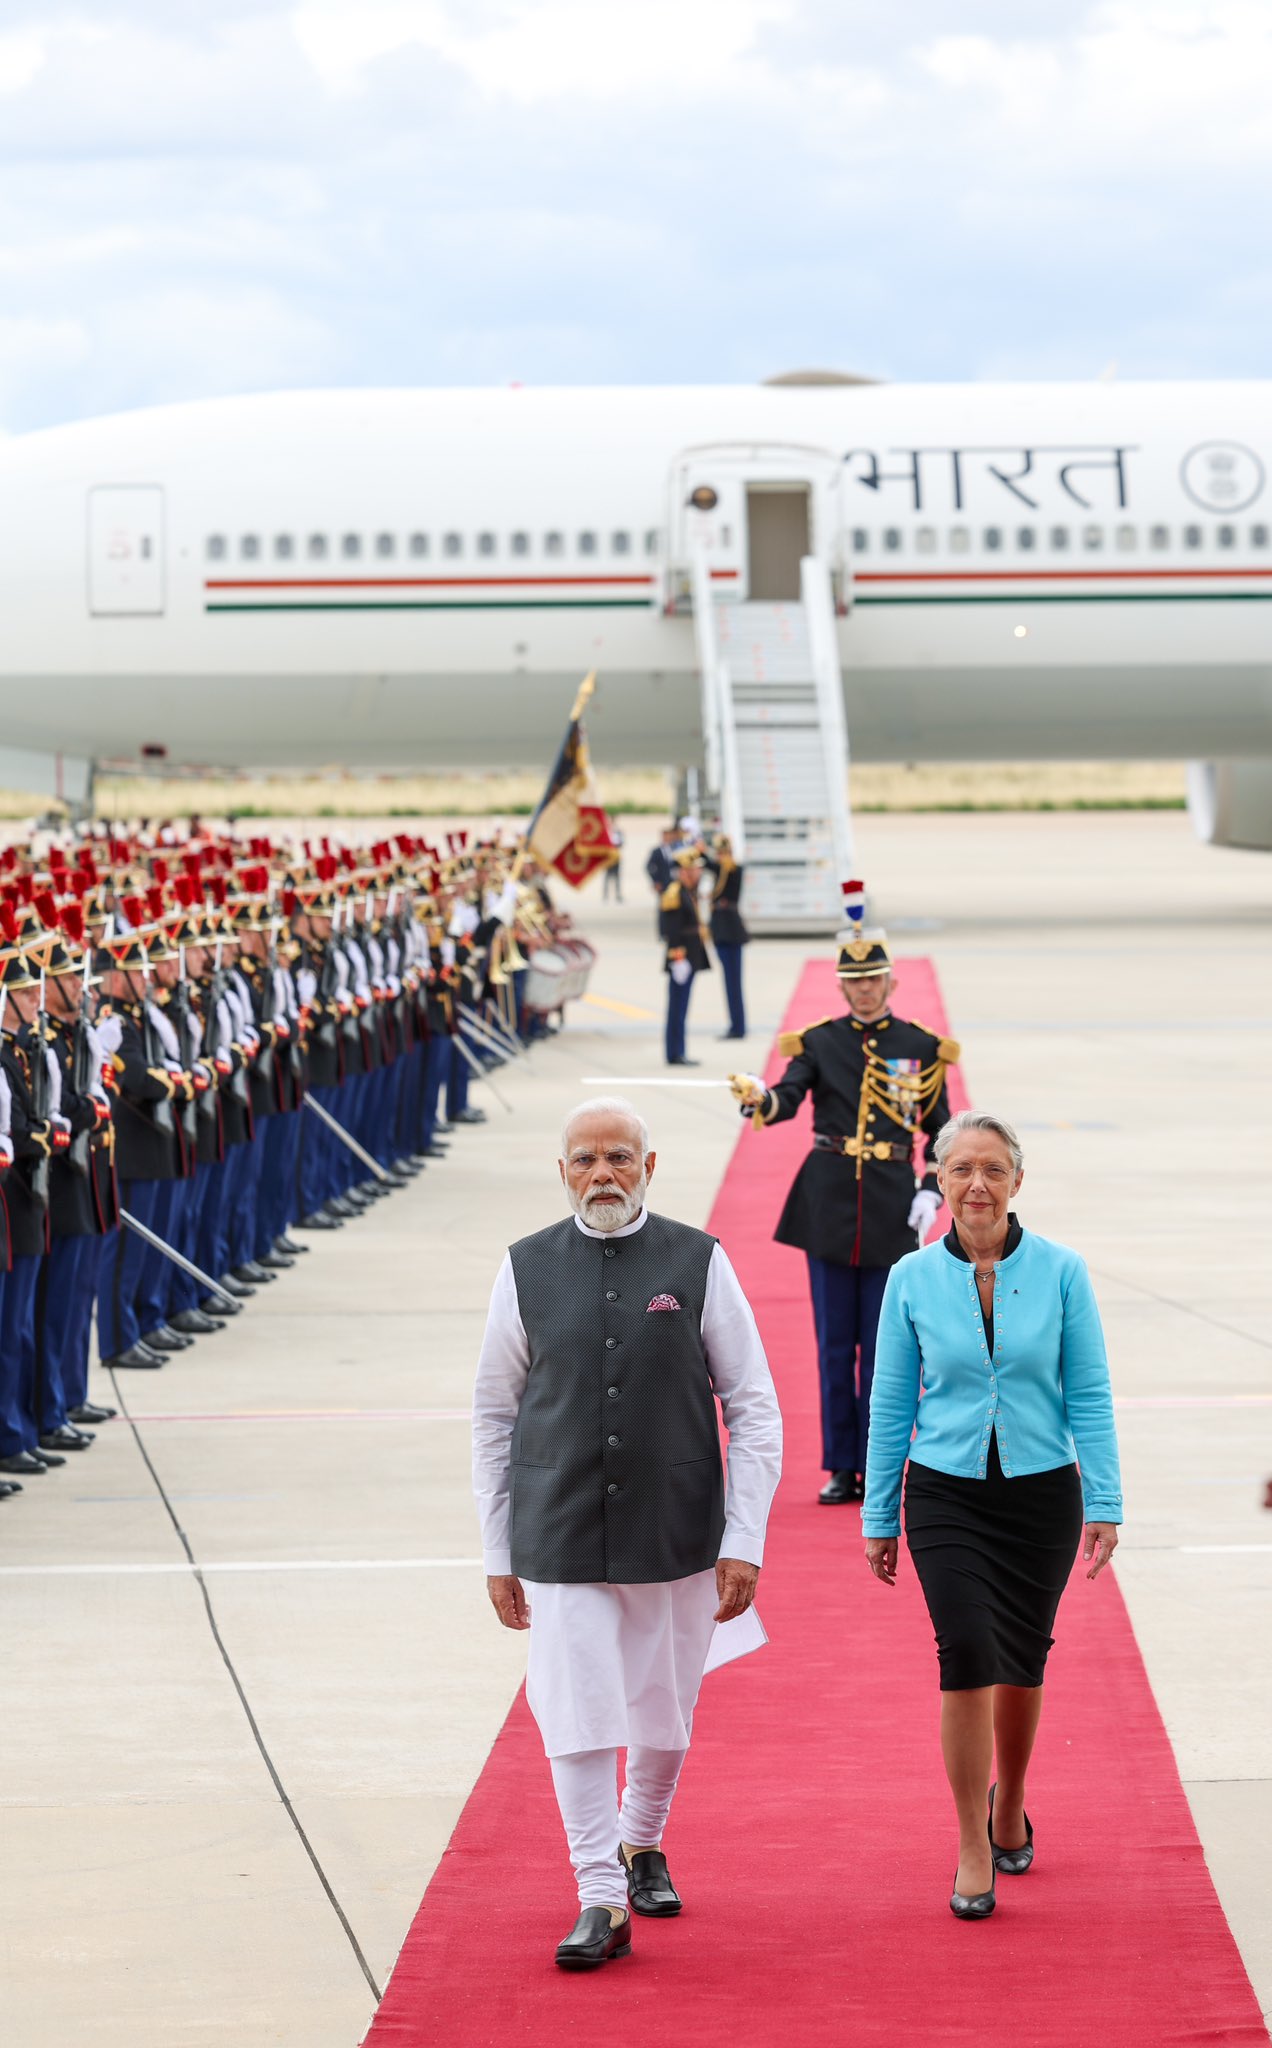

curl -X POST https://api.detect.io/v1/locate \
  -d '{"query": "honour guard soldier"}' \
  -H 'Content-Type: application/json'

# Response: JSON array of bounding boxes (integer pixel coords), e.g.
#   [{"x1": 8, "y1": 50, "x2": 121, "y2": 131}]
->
[
  {"x1": 703, "y1": 833, "x2": 749, "y2": 1041},
  {"x1": 0, "y1": 939, "x2": 69, "y2": 1476},
  {"x1": 731, "y1": 882, "x2": 958, "y2": 1503},
  {"x1": 659, "y1": 846, "x2": 712, "y2": 1067}
]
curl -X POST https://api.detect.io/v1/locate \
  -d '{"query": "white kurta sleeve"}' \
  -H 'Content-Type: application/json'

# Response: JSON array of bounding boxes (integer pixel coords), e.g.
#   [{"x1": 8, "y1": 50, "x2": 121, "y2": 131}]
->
[
  {"x1": 471, "y1": 1253, "x2": 531, "y2": 1576},
  {"x1": 702, "y1": 1243, "x2": 783, "y2": 1568}
]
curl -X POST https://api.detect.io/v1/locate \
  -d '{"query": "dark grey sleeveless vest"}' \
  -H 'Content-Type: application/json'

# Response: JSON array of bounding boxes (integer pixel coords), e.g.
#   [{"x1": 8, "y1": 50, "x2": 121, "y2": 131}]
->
[{"x1": 507, "y1": 1211, "x2": 722, "y2": 1584}]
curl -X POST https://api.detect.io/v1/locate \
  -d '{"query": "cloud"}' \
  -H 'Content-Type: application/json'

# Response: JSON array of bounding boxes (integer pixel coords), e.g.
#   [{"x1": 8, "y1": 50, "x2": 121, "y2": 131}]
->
[{"x1": 0, "y1": 1, "x2": 1266, "y2": 428}]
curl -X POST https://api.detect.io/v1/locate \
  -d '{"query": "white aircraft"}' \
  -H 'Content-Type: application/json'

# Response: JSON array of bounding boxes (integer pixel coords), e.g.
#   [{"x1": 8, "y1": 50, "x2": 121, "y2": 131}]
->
[{"x1": 1, "y1": 373, "x2": 1269, "y2": 869}]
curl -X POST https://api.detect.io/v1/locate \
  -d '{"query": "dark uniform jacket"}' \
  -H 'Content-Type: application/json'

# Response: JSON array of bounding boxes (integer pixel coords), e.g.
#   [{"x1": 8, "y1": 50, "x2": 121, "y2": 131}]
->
[
  {"x1": 1, "y1": 1031, "x2": 53, "y2": 1257},
  {"x1": 108, "y1": 1006, "x2": 183, "y2": 1184},
  {"x1": 758, "y1": 1010, "x2": 957, "y2": 1269},
  {"x1": 506, "y1": 1213, "x2": 723, "y2": 1584},
  {"x1": 704, "y1": 854, "x2": 749, "y2": 948},
  {"x1": 46, "y1": 1018, "x2": 114, "y2": 1239},
  {"x1": 659, "y1": 880, "x2": 713, "y2": 976}
]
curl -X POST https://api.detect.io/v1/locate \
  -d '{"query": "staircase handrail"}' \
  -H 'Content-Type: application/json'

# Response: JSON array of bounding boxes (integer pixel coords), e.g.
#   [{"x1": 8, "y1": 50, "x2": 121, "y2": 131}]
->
[{"x1": 800, "y1": 553, "x2": 855, "y2": 882}]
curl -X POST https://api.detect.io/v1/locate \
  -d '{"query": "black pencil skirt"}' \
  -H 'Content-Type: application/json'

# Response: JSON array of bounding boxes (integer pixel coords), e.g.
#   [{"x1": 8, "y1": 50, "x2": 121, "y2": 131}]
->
[{"x1": 904, "y1": 1437, "x2": 1085, "y2": 1690}]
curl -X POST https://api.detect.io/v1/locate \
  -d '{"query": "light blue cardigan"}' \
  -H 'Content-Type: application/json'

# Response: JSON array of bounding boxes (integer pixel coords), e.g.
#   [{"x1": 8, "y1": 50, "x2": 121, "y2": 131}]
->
[{"x1": 862, "y1": 1229, "x2": 1123, "y2": 1539}]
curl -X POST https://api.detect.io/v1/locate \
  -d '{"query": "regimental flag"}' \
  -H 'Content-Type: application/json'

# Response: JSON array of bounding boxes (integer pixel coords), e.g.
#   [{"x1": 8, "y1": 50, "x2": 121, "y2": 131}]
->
[{"x1": 526, "y1": 672, "x2": 621, "y2": 889}]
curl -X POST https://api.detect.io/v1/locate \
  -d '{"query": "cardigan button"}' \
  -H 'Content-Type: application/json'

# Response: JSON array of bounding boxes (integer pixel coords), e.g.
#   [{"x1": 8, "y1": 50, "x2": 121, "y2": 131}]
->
[{"x1": 603, "y1": 1246, "x2": 617, "y2": 1259}]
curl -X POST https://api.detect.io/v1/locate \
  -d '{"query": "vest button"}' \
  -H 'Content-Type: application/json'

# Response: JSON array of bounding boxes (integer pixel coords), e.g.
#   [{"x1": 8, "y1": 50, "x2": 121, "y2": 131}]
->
[
  {"x1": 607, "y1": 1386, "x2": 620, "y2": 1398},
  {"x1": 606, "y1": 1483, "x2": 619, "y2": 1496},
  {"x1": 607, "y1": 1434, "x2": 621, "y2": 1447},
  {"x1": 603, "y1": 1246, "x2": 616, "y2": 1258},
  {"x1": 605, "y1": 1289, "x2": 618, "y2": 1301},
  {"x1": 605, "y1": 1337, "x2": 618, "y2": 1349}
]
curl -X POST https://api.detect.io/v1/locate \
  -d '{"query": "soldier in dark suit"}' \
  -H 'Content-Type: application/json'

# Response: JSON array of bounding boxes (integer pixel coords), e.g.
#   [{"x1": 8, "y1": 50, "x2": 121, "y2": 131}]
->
[
  {"x1": 658, "y1": 847, "x2": 712, "y2": 1066},
  {"x1": 732, "y1": 904, "x2": 958, "y2": 1504},
  {"x1": 703, "y1": 834, "x2": 749, "y2": 1040},
  {"x1": 0, "y1": 947, "x2": 68, "y2": 1475}
]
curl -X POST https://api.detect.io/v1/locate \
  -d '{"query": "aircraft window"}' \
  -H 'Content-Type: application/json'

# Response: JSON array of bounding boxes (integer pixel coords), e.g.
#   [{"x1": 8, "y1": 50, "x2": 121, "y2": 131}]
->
[
  {"x1": 883, "y1": 527, "x2": 902, "y2": 551},
  {"x1": 611, "y1": 530, "x2": 631, "y2": 555},
  {"x1": 207, "y1": 535, "x2": 227, "y2": 561},
  {"x1": 1115, "y1": 524, "x2": 1137, "y2": 550},
  {"x1": 1016, "y1": 527, "x2": 1036, "y2": 550},
  {"x1": 578, "y1": 531, "x2": 597, "y2": 555},
  {"x1": 443, "y1": 532, "x2": 463, "y2": 557},
  {"x1": 1049, "y1": 526, "x2": 1069, "y2": 549},
  {"x1": 915, "y1": 527, "x2": 936, "y2": 554},
  {"x1": 308, "y1": 533, "x2": 328, "y2": 560},
  {"x1": 1251, "y1": 523, "x2": 1269, "y2": 546},
  {"x1": 511, "y1": 531, "x2": 530, "y2": 556},
  {"x1": 1149, "y1": 525, "x2": 1170, "y2": 549},
  {"x1": 240, "y1": 535, "x2": 260, "y2": 560},
  {"x1": 274, "y1": 534, "x2": 294, "y2": 560},
  {"x1": 851, "y1": 528, "x2": 869, "y2": 552},
  {"x1": 1216, "y1": 523, "x2": 1236, "y2": 548},
  {"x1": 545, "y1": 531, "x2": 564, "y2": 557},
  {"x1": 1082, "y1": 525, "x2": 1103, "y2": 549},
  {"x1": 375, "y1": 533, "x2": 395, "y2": 558},
  {"x1": 983, "y1": 527, "x2": 1002, "y2": 551},
  {"x1": 408, "y1": 532, "x2": 429, "y2": 557},
  {"x1": 477, "y1": 532, "x2": 497, "y2": 557},
  {"x1": 948, "y1": 526, "x2": 970, "y2": 553},
  {"x1": 342, "y1": 533, "x2": 362, "y2": 559},
  {"x1": 644, "y1": 528, "x2": 660, "y2": 555},
  {"x1": 1183, "y1": 524, "x2": 1203, "y2": 548}
]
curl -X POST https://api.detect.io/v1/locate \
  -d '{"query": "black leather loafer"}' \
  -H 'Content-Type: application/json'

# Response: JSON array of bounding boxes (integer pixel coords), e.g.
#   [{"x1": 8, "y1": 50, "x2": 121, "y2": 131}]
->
[
  {"x1": 142, "y1": 1328, "x2": 192, "y2": 1353},
  {"x1": 989, "y1": 1784, "x2": 1034, "y2": 1875},
  {"x1": 233, "y1": 1261, "x2": 275, "y2": 1284},
  {"x1": 169, "y1": 1309, "x2": 224, "y2": 1337},
  {"x1": 298, "y1": 1210, "x2": 342, "y2": 1230},
  {"x1": 256, "y1": 1251, "x2": 295, "y2": 1271},
  {"x1": 950, "y1": 1865, "x2": 996, "y2": 1919},
  {"x1": 70, "y1": 1403, "x2": 116, "y2": 1425},
  {"x1": 0, "y1": 1451, "x2": 51, "y2": 1474},
  {"x1": 39, "y1": 1426, "x2": 94, "y2": 1452},
  {"x1": 818, "y1": 1470, "x2": 859, "y2": 1505},
  {"x1": 554, "y1": 1908, "x2": 632, "y2": 1970},
  {"x1": 108, "y1": 1343, "x2": 165, "y2": 1369},
  {"x1": 275, "y1": 1234, "x2": 308, "y2": 1255},
  {"x1": 202, "y1": 1294, "x2": 240, "y2": 1318},
  {"x1": 216, "y1": 1274, "x2": 256, "y2": 1297},
  {"x1": 622, "y1": 1848, "x2": 682, "y2": 1917}
]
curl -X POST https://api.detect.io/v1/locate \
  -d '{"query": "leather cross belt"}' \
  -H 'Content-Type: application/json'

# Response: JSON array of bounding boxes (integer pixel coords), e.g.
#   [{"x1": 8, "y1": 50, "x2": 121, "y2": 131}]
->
[{"x1": 814, "y1": 1133, "x2": 911, "y2": 1162}]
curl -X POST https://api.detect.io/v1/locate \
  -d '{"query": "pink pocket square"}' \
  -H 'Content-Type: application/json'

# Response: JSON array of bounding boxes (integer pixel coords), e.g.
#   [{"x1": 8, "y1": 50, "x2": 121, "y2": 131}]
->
[{"x1": 646, "y1": 1293, "x2": 682, "y2": 1312}]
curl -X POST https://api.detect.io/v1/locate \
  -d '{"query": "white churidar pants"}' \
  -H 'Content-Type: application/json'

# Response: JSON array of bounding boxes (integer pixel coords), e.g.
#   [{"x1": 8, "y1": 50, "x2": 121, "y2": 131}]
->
[
  {"x1": 523, "y1": 1571, "x2": 718, "y2": 1755},
  {"x1": 550, "y1": 1746, "x2": 689, "y2": 1910}
]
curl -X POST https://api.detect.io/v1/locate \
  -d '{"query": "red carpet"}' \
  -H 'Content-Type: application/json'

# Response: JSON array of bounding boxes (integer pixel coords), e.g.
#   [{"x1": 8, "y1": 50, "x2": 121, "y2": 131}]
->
[{"x1": 367, "y1": 961, "x2": 1267, "y2": 2046}]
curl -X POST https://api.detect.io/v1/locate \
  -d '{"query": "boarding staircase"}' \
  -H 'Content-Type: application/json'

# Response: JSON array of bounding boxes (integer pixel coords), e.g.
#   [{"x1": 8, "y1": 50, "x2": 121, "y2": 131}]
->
[{"x1": 690, "y1": 550, "x2": 854, "y2": 932}]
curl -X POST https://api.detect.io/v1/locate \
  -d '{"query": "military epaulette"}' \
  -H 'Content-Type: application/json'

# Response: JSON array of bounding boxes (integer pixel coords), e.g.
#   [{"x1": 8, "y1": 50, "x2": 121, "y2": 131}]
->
[
  {"x1": 777, "y1": 1015, "x2": 831, "y2": 1058},
  {"x1": 913, "y1": 1020, "x2": 961, "y2": 1064},
  {"x1": 660, "y1": 881, "x2": 681, "y2": 911}
]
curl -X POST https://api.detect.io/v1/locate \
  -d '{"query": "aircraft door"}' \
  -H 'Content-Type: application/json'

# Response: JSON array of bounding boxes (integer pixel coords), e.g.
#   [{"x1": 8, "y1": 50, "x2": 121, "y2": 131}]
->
[
  {"x1": 88, "y1": 486, "x2": 165, "y2": 615},
  {"x1": 669, "y1": 460, "x2": 747, "y2": 600},
  {"x1": 747, "y1": 483, "x2": 811, "y2": 600}
]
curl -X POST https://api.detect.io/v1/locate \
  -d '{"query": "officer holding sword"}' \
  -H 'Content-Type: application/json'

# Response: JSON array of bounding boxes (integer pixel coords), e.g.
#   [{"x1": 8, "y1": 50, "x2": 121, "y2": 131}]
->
[{"x1": 730, "y1": 884, "x2": 959, "y2": 1505}]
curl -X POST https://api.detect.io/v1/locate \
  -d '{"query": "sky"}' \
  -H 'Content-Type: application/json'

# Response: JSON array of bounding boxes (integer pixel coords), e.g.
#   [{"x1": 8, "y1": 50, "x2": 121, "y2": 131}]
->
[{"x1": 0, "y1": 0, "x2": 1269, "y2": 431}]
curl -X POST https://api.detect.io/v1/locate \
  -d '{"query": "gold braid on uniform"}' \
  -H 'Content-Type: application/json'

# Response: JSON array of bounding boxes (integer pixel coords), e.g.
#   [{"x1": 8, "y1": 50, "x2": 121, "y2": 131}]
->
[{"x1": 851, "y1": 1031, "x2": 962, "y2": 1173}]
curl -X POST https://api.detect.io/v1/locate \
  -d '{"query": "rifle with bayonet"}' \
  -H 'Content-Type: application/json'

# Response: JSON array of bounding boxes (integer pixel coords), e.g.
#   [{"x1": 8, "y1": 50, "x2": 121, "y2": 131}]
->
[
  {"x1": 67, "y1": 961, "x2": 96, "y2": 1178},
  {"x1": 169, "y1": 947, "x2": 200, "y2": 1145},
  {"x1": 28, "y1": 964, "x2": 52, "y2": 1207},
  {"x1": 140, "y1": 967, "x2": 175, "y2": 1136}
]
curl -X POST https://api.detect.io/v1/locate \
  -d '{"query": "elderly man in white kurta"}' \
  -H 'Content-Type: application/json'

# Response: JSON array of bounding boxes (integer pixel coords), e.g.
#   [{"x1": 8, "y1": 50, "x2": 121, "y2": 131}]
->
[{"x1": 473, "y1": 1096, "x2": 782, "y2": 1971}]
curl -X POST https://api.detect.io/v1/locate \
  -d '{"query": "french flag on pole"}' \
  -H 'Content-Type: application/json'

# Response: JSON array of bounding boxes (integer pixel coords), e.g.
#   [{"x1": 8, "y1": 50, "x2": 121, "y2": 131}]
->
[{"x1": 841, "y1": 878, "x2": 866, "y2": 928}]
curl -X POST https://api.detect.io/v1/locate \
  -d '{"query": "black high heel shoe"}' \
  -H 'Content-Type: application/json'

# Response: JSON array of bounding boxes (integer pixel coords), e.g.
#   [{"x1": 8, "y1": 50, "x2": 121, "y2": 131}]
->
[
  {"x1": 988, "y1": 1782, "x2": 1035, "y2": 1875},
  {"x1": 950, "y1": 1859, "x2": 996, "y2": 1920}
]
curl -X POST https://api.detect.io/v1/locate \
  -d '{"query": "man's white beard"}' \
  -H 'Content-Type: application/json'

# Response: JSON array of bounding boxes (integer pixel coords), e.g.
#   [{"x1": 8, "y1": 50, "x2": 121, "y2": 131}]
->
[{"x1": 569, "y1": 1171, "x2": 647, "y2": 1233}]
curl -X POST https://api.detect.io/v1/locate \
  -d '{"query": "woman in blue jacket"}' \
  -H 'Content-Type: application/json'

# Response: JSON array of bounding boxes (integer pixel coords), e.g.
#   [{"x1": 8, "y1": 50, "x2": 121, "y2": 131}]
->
[{"x1": 862, "y1": 1110, "x2": 1122, "y2": 1922}]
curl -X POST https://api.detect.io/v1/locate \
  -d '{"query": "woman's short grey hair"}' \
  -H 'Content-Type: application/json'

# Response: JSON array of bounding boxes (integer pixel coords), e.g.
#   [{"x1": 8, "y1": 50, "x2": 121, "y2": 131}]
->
[
  {"x1": 561, "y1": 1096, "x2": 651, "y2": 1159},
  {"x1": 933, "y1": 1110, "x2": 1023, "y2": 1174}
]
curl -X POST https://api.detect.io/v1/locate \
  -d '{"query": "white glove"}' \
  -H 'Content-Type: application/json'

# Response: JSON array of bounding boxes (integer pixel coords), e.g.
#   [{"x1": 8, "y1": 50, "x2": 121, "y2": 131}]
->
[
  {"x1": 730, "y1": 1072, "x2": 769, "y2": 1109},
  {"x1": 295, "y1": 968, "x2": 318, "y2": 1006},
  {"x1": 669, "y1": 957, "x2": 692, "y2": 986},
  {"x1": 94, "y1": 1013, "x2": 123, "y2": 1056},
  {"x1": 908, "y1": 1188, "x2": 942, "y2": 1242}
]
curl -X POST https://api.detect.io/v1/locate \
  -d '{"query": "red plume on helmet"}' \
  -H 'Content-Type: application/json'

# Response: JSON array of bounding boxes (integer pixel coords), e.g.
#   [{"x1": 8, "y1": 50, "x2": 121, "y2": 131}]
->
[
  {"x1": 61, "y1": 902, "x2": 85, "y2": 944},
  {"x1": 282, "y1": 888, "x2": 298, "y2": 917},
  {"x1": 151, "y1": 856, "x2": 169, "y2": 884},
  {"x1": 145, "y1": 884, "x2": 166, "y2": 922},
  {"x1": 34, "y1": 888, "x2": 59, "y2": 928},
  {"x1": 0, "y1": 903, "x2": 20, "y2": 947},
  {"x1": 174, "y1": 874, "x2": 198, "y2": 909},
  {"x1": 121, "y1": 894, "x2": 145, "y2": 928}
]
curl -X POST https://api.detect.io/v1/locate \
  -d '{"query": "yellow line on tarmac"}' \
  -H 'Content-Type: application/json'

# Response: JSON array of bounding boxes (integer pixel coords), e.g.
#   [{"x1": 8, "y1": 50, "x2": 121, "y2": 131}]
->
[{"x1": 581, "y1": 992, "x2": 659, "y2": 1021}]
